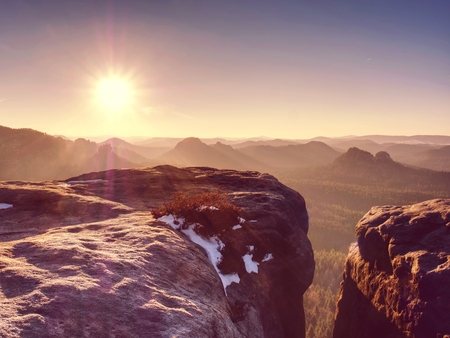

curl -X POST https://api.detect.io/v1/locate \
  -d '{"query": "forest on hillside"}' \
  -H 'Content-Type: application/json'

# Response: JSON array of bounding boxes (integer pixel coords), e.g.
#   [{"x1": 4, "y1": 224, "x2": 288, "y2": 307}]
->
[{"x1": 276, "y1": 165, "x2": 450, "y2": 338}]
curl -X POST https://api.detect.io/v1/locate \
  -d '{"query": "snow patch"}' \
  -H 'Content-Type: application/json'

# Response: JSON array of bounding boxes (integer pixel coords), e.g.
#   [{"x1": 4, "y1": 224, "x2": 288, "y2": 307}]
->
[
  {"x1": 232, "y1": 224, "x2": 242, "y2": 230},
  {"x1": 158, "y1": 214, "x2": 182, "y2": 230},
  {"x1": 219, "y1": 273, "x2": 240, "y2": 290},
  {"x1": 197, "y1": 205, "x2": 219, "y2": 211},
  {"x1": 158, "y1": 214, "x2": 240, "y2": 295},
  {"x1": 243, "y1": 253, "x2": 259, "y2": 274},
  {"x1": 238, "y1": 217, "x2": 246, "y2": 224},
  {"x1": 0, "y1": 203, "x2": 13, "y2": 210},
  {"x1": 262, "y1": 253, "x2": 274, "y2": 262},
  {"x1": 249, "y1": 220, "x2": 257, "y2": 223}
]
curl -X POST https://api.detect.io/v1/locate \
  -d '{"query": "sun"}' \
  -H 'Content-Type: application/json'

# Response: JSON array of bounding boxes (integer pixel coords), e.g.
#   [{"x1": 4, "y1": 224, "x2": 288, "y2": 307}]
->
[{"x1": 97, "y1": 77, "x2": 131, "y2": 110}]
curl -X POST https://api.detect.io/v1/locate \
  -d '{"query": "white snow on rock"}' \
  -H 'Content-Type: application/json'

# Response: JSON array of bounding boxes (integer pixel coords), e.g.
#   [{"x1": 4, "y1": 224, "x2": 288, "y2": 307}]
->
[
  {"x1": 238, "y1": 217, "x2": 246, "y2": 224},
  {"x1": 197, "y1": 205, "x2": 219, "y2": 211},
  {"x1": 243, "y1": 253, "x2": 259, "y2": 274},
  {"x1": 249, "y1": 220, "x2": 257, "y2": 223},
  {"x1": 218, "y1": 272, "x2": 240, "y2": 291},
  {"x1": 0, "y1": 203, "x2": 13, "y2": 210},
  {"x1": 232, "y1": 224, "x2": 242, "y2": 230},
  {"x1": 159, "y1": 214, "x2": 240, "y2": 295},
  {"x1": 262, "y1": 253, "x2": 274, "y2": 262},
  {"x1": 158, "y1": 214, "x2": 182, "y2": 230}
]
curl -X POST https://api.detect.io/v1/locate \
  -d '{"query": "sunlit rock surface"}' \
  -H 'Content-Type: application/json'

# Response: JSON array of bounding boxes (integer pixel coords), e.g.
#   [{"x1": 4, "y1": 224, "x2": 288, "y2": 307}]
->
[
  {"x1": 334, "y1": 199, "x2": 450, "y2": 338},
  {"x1": 0, "y1": 166, "x2": 313, "y2": 338}
]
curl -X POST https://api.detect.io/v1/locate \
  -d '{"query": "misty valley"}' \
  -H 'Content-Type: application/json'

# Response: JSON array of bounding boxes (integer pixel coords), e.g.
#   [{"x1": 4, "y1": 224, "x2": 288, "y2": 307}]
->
[
  {"x1": 1, "y1": 125, "x2": 450, "y2": 337},
  {"x1": 2, "y1": 1, "x2": 448, "y2": 336}
]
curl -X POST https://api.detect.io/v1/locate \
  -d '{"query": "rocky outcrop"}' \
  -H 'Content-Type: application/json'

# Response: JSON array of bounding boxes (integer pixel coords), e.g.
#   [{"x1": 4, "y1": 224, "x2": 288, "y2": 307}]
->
[
  {"x1": 333, "y1": 147, "x2": 401, "y2": 172},
  {"x1": 334, "y1": 199, "x2": 450, "y2": 338},
  {"x1": 0, "y1": 165, "x2": 314, "y2": 337}
]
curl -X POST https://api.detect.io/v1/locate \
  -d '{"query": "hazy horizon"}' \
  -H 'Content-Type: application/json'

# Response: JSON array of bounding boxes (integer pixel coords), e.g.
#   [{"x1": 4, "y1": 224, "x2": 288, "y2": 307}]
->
[
  {"x1": 1, "y1": 1, "x2": 449, "y2": 139},
  {"x1": 64, "y1": 133, "x2": 450, "y2": 144}
]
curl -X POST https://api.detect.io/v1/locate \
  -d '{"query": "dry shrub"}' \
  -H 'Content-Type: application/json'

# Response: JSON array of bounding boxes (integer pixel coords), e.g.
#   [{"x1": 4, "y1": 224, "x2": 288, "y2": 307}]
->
[{"x1": 152, "y1": 188, "x2": 240, "y2": 236}]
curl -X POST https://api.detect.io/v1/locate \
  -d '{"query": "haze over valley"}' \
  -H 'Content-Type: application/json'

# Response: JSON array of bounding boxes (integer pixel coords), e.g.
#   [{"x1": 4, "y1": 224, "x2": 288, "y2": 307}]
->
[
  {"x1": 2, "y1": 124, "x2": 450, "y2": 336},
  {"x1": 1, "y1": 1, "x2": 449, "y2": 337}
]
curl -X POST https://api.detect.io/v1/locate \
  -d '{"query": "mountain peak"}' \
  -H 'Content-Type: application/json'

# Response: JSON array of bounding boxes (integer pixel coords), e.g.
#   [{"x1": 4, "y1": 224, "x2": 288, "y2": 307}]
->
[
  {"x1": 332, "y1": 147, "x2": 410, "y2": 180},
  {"x1": 374, "y1": 151, "x2": 393, "y2": 163},
  {"x1": 212, "y1": 141, "x2": 233, "y2": 151},
  {"x1": 334, "y1": 147, "x2": 375, "y2": 167},
  {"x1": 175, "y1": 137, "x2": 206, "y2": 149}
]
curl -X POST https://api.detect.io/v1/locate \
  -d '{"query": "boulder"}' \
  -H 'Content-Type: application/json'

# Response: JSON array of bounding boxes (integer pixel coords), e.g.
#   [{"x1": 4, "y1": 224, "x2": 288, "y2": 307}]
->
[
  {"x1": 0, "y1": 166, "x2": 314, "y2": 337},
  {"x1": 333, "y1": 199, "x2": 450, "y2": 338}
]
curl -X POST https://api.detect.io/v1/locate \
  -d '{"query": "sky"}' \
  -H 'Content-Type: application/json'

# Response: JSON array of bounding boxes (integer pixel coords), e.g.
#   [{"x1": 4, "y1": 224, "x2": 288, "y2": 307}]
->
[{"x1": 0, "y1": 0, "x2": 449, "y2": 139}]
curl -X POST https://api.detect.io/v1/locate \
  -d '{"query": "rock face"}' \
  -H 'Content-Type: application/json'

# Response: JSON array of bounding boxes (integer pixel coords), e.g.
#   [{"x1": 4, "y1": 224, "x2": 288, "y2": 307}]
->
[
  {"x1": 333, "y1": 199, "x2": 450, "y2": 338},
  {"x1": 0, "y1": 165, "x2": 314, "y2": 338}
]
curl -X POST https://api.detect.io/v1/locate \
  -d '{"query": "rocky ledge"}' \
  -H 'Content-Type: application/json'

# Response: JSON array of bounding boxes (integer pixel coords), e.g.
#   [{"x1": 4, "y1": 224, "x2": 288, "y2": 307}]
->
[
  {"x1": 334, "y1": 199, "x2": 450, "y2": 338},
  {"x1": 0, "y1": 165, "x2": 313, "y2": 338}
]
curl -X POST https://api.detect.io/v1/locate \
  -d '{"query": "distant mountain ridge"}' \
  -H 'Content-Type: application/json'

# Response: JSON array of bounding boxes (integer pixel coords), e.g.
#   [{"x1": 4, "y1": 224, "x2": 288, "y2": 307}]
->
[
  {"x1": 134, "y1": 136, "x2": 274, "y2": 148},
  {"x1": 317, "y1": 137, "x2": 450, "y2": 171},
  {"x1": 332, "y1": 147, "x2": 409, "y2": 178},
  {"x1": 239, "y1": 141, "x2": 342, "y2": 169},
  {"x1": 309, "y1": 135, "x2": 450, "y2": 145},
  {"x1": 0, "y1": 126, "x2": 139, "y2": 180},
  {"x1": 407, "y1": 145, "x2": 450, "y2": 171},
  {"x1": 157, "y1": 138, "x2": 341, "y2": 171},
  {"x1": 211, "y1": 142, "x2": 270, "y2": 171},
  {"x1": 158, "y1": 137, "x2": 232, "y2": 168},
  {"x1": 232, "y1": 139, "x2": 300, "y2": 149},
  {"x1": 309, "y1": 147, "x2": 450, "y2": 190},
  {"x1": 100, "y1": 137, "x2": 169, "y2": 162},
  {"x1": 1, "y1": 125, "x2": 450, "y2": 181},
  {"x1": 157, "y1": 137, "x2": 267, "y2": 171}
]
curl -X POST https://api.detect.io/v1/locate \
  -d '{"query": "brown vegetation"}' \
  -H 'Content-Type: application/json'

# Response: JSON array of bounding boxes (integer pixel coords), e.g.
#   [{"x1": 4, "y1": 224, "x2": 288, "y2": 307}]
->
[{"x1": 152, "y1": 188, "x2": 240, "y2": 237}]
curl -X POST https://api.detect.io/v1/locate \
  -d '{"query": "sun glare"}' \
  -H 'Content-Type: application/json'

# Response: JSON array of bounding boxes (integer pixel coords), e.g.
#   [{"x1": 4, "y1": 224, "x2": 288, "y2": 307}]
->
[{"x1": 97, "y1": 78, "x2": 131, "y2": 110}]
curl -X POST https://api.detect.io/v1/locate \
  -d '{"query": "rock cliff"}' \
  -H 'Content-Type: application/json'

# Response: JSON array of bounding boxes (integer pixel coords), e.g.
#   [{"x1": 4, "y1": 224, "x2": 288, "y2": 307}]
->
[
  {"x1": 0, "y1": 165, "x2": 314, "y2": 338},
  {"x1": 334, "y1": 199, "x2": 450, "y2": 338}
]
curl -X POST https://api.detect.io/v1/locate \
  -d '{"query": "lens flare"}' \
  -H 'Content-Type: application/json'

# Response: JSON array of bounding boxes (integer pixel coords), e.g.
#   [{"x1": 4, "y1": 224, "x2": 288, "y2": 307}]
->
[{"x1": 97, "y1": 78, "x2": 131, "y2": 110}]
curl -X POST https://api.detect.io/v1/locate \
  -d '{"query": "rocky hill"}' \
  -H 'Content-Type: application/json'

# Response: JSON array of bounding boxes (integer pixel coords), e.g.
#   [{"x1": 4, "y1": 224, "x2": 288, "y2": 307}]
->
[
  {"x1": 0, "y1": 126, "x2": 140, "y2": 181},
  {"x1": 157, "y1": 138, "x2": 268, "y2": 171},
  {"x1": 0, "y1": 125, "x2": 72, "y2": 180},
  {"x1": 0, "y1": 166, "x2": 314, "y2": 337},
  {"x1": 333, "y1": 147, "x2": 403, "y2": 171},
  {"x1": 325, "y1": 147, "x2": 450, "y2": 190},
  {"x1": 320, "y1": 137, "x2": 450, "y2": 172},
  {"x1": 333, "y1": 199, "x2": 450, "y2": 337}
]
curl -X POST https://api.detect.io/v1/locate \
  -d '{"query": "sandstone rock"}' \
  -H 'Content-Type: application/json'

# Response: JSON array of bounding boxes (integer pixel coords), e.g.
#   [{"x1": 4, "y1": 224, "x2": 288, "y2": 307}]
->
[
  {"x1": 0, "y1": 166, "x2": 314, "y2": 337},
  {"x1": 334, "y1": 199, "x2": 450, "y2": 338}
]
